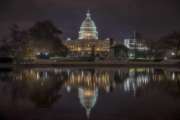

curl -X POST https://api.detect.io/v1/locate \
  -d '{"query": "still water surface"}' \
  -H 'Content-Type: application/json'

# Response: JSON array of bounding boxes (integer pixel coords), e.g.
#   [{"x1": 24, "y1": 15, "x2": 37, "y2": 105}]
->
[{"x1": 0, "y1": 67, "x2": 180, "y2": 120}]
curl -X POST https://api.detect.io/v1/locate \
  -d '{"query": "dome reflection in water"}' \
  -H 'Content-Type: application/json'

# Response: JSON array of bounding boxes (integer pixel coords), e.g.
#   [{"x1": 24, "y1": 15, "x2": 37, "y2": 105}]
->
[{"x1": 0, "y1": 67, "x2": 180, "y2": 120}]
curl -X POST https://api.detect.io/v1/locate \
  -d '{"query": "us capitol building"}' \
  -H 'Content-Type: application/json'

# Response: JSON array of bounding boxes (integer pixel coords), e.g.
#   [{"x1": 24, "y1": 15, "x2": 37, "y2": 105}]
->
[{"x1": 64, "y1": 11, "x2": 110, "y2": 57}]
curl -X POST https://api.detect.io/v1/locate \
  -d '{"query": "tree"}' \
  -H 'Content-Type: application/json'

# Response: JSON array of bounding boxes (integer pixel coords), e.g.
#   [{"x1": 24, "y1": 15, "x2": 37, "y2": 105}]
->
[
  {"x1": 111, "y1": 44, "x2": 128, "y2": 59},
  {"x1": 30, "y1": 20, "x2": 62, "y2": 39},
  {"x1": 144, "y1": 39, "x2": 160, "y2": 60},
  {"x1": 29, "y1": 20, "x2": 68, "y2": 57},
  {"x1": 6, "y1": 21, "x2": 69, "y2": 61},
  {"x1": 161, "y1": 31, "x2": 180, "y2": 57},
  {"x1": 144, "y1": 31, "x2": 180, "y2": 60},
  {"x1": 8, "y1": 24, "x2": 30, "y2": 60},
  {"x1": 0, "y1": 37, "x2": 12, "y2": 57}
]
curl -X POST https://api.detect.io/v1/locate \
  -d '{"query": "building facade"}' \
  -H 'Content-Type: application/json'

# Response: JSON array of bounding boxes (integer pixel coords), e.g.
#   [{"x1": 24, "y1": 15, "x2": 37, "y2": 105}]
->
[
  {"x1": 124, "y1": 32, "x2": 148, "y2": 59},
  {"x1": 64, "y1": 11, "x2": 110, "y2": 57}
]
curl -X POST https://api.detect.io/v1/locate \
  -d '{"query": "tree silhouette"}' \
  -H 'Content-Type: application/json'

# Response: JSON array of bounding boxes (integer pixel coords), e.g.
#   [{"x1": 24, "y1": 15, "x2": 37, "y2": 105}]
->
[
  {"x1": 5, "y1": 21, "x2": 69, "y2": 60},
  {"x1": 29, "y1": 20, "x2": 68, "y2": 57},
  {"x1": 159, "y1": 31, "x2": 180, "y2": 57}
]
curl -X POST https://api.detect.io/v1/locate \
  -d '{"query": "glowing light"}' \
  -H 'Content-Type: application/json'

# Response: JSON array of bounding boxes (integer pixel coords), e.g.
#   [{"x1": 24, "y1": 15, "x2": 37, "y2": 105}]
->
[
  {"x1": 171, "y1": 52, "x2": 175, "y2": 56},
  {"x1": 84, "y1": 90, "x2": 94, "y2": 97},
  {"x1": 96, "y1": 48, "x2": 100, "y2": 51},
  {"x1": 164, "y1": 57, "x2": 168, "y2": 60},
  {"x1": 172, "y1": 72, "x2": 175, "y2": 80},
  {"x1": 45, "y1": 52, "x2": 49, "y2": 56},
  {"x1": 67, "y1": 37, "x2": 71, "y2": 41},
  {"x1": 77, "y1": 47, "x2": 81, "y2": 51},
  {"x1": 36, "y1": 52, "x2": 40, "y2": 55}
]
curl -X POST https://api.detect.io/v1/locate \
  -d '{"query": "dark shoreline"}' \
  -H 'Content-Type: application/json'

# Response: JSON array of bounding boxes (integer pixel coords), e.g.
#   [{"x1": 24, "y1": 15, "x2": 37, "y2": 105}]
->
[{"x1": 0, "y1": 62, "x2": 180, "y2": 68}]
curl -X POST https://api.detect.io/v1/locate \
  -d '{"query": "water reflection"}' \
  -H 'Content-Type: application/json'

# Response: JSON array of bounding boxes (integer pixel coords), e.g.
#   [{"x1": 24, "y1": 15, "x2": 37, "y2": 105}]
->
[
  {"x1": 64, "y1": 69, "x2": 119, "y2": 118},
  {"x1": 0, "y1": 67, "x2": 180, "y2": 119}
]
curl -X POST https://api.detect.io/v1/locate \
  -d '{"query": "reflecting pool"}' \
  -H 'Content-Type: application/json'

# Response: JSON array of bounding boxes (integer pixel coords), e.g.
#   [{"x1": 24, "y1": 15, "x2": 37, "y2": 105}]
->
[{"x1": 0, "y1": 67, "x2": 180, "y2": 120}]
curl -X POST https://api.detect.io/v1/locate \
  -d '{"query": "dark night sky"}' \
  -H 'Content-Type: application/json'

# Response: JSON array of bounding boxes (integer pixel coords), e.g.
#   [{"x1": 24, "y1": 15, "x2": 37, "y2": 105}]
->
[{"x1": 0, "y1": 0, "x2": 180, "y2": 40}]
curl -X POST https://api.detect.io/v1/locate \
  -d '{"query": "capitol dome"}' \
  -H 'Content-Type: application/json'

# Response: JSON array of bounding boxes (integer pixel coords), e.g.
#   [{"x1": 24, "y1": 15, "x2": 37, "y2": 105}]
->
[{"x1": 79, "y1": 10, "x2": 98, "y2": 40}]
